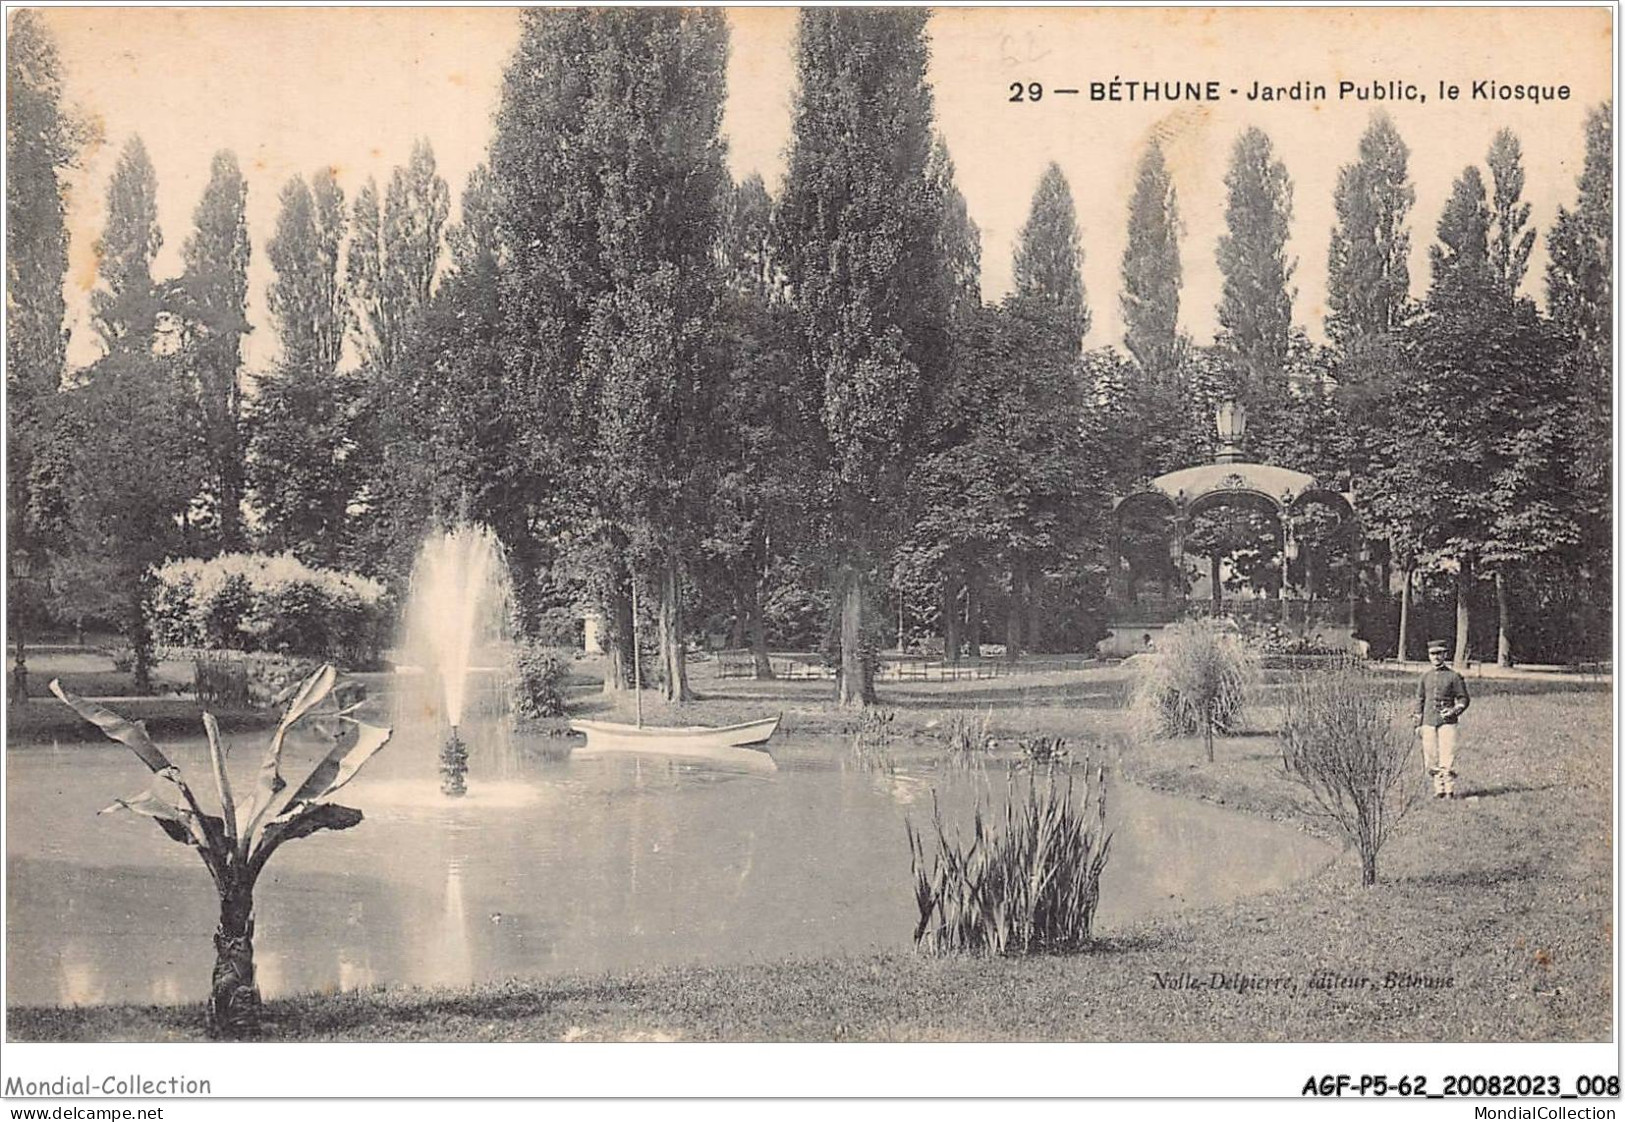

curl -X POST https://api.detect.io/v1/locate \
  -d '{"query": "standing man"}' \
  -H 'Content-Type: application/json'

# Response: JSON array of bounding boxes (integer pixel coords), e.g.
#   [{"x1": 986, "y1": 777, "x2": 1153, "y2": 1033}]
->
[{"x1": 1416, "y1": 638, "x2": 1471, "y2": 798}]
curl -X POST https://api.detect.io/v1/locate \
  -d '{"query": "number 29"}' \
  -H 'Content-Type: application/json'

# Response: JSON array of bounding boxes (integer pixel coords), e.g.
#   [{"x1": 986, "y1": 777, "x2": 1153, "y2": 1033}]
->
[{"x1": 1009, "y1": 82, "x2": 1043, "y2": 102}]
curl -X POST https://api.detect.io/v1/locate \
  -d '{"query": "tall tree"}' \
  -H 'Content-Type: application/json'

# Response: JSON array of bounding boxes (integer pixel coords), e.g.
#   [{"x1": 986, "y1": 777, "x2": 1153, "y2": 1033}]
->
[
  {"x1": 777, "y1": 8, "x2": 953, "y2": 705},
  {"x1": 577, "y1": 9, "x2": 731, "y2": 703},
  {"x1": 6, "y1": 9, "x2": 81, "y2": 696},
  {"x1": 173, "y1": 150, "x2": 251, "y2": 550},
  {"x1": 491, "y1": 9, "x2": 624, "y2": 672},
  {"x1": 1370, "y1": 166, "x2": 1575, "y2": 668},
  {"x1": 349, "y1": 141, "x2": 449, "y2": 378},
  {"x1": 1012, "y1": 161, "x2": 1087, "y2": 350},
  {"x1": 55, "y1": 351, "x2": 206, "y2": 692},
  {"x1": 247, "y1": 170, "x2": 355, "y2": 564},
  {"x1": 1427, "y1": 165, "x2": 1492, "y2": 304},
  {"x1": 373, "y1": 164, "x2": 515, "y2": 581},
  {"x1": 264, "y1": 170, "x2": 347, "y2": 375},
  {"x1": 1120, "y1": 140, "x2": 1182, "y2": 376},
  {"x1": 346, "y1": 141, "x2": 450, "y2": 572},
  {"x1": 1544, "y1": 103, "x2": 1612, "y2": 656},
  {"x1": 1486, "y1": 129, "x2": 1536, "y2": 300},
  {"x1": 1326, "y1": 112, "x2": 1414, "y2": 350},
  {"x1": 1215, "y1": 127, "x2": 1295, "y2": 400},
  {"x1": 91, "y1": 135, "x2": 162, "y2": 357},
  {"x1": 699, "y1": 173, "x2": 812, "y2": 678}
]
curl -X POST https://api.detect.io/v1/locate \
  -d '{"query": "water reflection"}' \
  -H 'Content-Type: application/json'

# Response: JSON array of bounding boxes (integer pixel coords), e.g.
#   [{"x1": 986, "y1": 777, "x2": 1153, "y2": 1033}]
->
[{"x1": 7, "y1": 730, "x2": 1332, "y2": 1006}]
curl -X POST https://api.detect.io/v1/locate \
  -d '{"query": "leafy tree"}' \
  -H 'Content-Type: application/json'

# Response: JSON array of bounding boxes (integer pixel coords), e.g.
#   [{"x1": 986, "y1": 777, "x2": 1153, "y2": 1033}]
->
[
  {"x1": 1326, "y1": 112, "x2": 1414, "y2": 351},
  {"x1": 373, "y1": 164, "x2": 515, "y2": 582},
  {"x1": 1012, "y1": 161, "x2": 1088, "y2": 351},
  {"x1": 777, "y1": 8, "x2": 953, "y2": 705},
  {"x1": 172, "y1": 151, "x2": 251, "y2": 550},
  {"x1": 491, "y1": 9, "x2": 628, "y2": 679},
  {"x1": 931, "y1": 137, "x2": 983, "y2": 321},
  {"x1": 1120, "y1": 140, "x2": 1182, "y2": 376},
  {"x1": 1486, "y1": 129, "x2": 1536, "y2": 300},
  {"x1": 1369, "y1": 166, "x2": 1575, "y2": 667},
  {"x1": 1545, "y1": 104, "x2": 1612, "y2": 655},
  {"x1": 90, "y1": 135, "x2": 162, "y2": 356},
  {"x1": 1427, "y1": 165, "x2": 1492, "y2": 304},
  {"x1": 1216, "y1": 127, "x2": 1295, "y2": 402},
  {"x1": 346, "y1": 141, "x2": 450, "y2": 573},
  {"x1": 54, "y1": 350, "x2": 207, "y2": 691},
  {"x1": 246, "y1": 171, "x2": 356, "y2": 565},
  {"x1": 6, "y1": 9, "x2": 81, "y2": 694},
  {"x1": 526, "y1": 10, "x2": 727, "y2": 704},
  {"x1": 265, "y1": 170, "x2": 347, "y2": 375},
  {"x1": 349, "y1": 141, "x2": 449, "y2": 378},
  {"x1": 697, "y1": 174, "x2": 814, "y2": 678}
]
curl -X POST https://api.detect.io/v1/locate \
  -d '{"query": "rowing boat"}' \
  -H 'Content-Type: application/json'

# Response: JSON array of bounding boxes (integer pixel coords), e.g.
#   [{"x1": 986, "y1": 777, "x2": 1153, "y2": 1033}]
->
[{"x1": 569, "y1": 715, "x2": 780, "y2": 768}]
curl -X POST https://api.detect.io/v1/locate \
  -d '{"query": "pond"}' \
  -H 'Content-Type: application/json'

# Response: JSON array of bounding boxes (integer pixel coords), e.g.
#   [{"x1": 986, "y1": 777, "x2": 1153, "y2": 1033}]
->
[{"x1": 5, "y1": 705, "x2": 1332, "y2": 1007}]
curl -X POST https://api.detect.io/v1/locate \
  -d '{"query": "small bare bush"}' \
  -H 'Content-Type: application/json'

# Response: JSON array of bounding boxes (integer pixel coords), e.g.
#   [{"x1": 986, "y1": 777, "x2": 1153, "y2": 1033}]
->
[
  {"x1": 1129, "y1": 618, "x2": 1260, "y2": 761},
  {"x1": 1280, "y1": 665, "x2": 1421, "y2": 886},
  {"x1": 906, "y1": 761, "x2": 1112, "y2": 955}
]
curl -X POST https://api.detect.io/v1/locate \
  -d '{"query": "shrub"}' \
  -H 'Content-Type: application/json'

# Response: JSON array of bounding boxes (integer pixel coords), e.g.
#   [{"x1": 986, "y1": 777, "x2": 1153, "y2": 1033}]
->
[
  {"x1": 1129, "y1": 618, "x2": 1261, "y2": 761},
  {"x1": 1280, "y1": 664, "x2": 1421, "y2": 886},
  {"x1": 513, "y1": 643, "x2": 571, "y2": 719},
  {"x1": 907, "y1": 762, "x2": 1112, "y2": 955},
  {"x1": 152, "y1": 553, "x2": 388, "y2": 664}
]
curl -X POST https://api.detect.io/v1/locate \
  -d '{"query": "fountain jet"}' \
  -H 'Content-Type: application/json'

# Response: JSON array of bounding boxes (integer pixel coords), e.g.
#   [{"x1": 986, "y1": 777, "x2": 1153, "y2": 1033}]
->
[{"x1": 402, "y1": 525, "x2": 512, "y2": 797}]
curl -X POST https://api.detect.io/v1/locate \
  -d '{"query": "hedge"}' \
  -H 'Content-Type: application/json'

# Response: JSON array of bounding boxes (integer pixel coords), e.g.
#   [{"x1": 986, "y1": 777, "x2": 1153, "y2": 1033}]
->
[{"x1": 152, "y1": 553, "x2": 389, "y2": 664}]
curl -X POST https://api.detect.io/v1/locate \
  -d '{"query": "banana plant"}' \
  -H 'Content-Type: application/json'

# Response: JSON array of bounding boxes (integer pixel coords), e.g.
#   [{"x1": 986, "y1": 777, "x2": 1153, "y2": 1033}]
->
[{"x1": 51, "y1": 664, "x2": 391, "y2": 1039}]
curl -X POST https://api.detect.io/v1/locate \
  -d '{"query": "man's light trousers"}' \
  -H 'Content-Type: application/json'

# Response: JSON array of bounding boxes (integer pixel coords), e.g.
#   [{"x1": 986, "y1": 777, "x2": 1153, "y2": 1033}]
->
[{"x1": 1420, "y1": 723, "x2": 1458, "y2": 794}]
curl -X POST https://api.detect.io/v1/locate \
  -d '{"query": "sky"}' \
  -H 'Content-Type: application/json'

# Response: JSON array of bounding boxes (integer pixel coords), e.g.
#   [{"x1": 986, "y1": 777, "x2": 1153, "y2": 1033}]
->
[{"x1": 36, "y1": 6, "x2": 1614, "y2": 374}]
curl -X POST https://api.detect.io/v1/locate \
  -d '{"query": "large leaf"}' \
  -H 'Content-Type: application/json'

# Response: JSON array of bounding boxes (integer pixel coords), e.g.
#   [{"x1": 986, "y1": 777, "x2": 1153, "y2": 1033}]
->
[
  {"x1": 248, "y1": 802, "x2": 364, "y2": 876},
  {"x1": 240, "y1": 665, "x2": 338, "y2": 843},
  {"x1": 202, "y1": 712, "x2": 238, "y2": 845},
  {"x1": 278, "y1": 664, "x2": 339, "y2": 735},
  {"x1": 99, "y1": 788, "x2": 195, "y2": 846},
  {"x1": 278, "y1": 721, "x2": 391, "y2": 810},
  {"x1": 49, "y1": 680, "x2": 174, "y2": 773}
]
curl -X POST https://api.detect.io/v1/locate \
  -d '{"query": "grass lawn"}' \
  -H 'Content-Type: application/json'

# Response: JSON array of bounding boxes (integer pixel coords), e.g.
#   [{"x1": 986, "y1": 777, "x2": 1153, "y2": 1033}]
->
[{"x1": 6, "y1": 661, "x2": 1612, "y2": 1042}]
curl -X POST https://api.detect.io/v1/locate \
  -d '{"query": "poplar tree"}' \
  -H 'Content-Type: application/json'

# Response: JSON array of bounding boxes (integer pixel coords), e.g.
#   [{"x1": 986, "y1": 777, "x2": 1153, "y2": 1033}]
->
[
  {"x1": 1216, "y1": 127, "x2": 1295, "y2": 399},
  {"x1": 1012, "y1": 161, "x2": 1088, "y2": 351},
  {"x1": 247, "y1": 170, "x2": 356, "y2": 564},
  {"x1": 1372, "y1": 167, "x2": 1574, "y2": 668},
  {"x1": 1326, "y1": 112, "x2": 1414, "y2": 351},
  {"x1": 1486, "y1": 129, "x2": 1536, "y2": 300},
  {"x1": 346, "y1": 141, "x2": 450, "y2": 571},
  {"x1": 91, "y1": 135, "x2": 162, "y2": 357},
  {"x1": 577, "y1": 9, "x2": 731, "y2": 703},
  {"x1": 1120, "y1": 140, "x2": 1182, "y2": 377},
  {"x1": 175, "y1": 150, "x2": 251, "y2": 549},
  {"x1": 777, "y1": 7, "x2": 953, "y2": 705}
]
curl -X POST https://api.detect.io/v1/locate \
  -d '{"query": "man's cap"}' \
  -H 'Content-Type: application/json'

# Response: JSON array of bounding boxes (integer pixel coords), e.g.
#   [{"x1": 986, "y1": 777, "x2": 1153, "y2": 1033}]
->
[{"x1": 1426, "y1": 639, "x2": 1449, "y2": 653}]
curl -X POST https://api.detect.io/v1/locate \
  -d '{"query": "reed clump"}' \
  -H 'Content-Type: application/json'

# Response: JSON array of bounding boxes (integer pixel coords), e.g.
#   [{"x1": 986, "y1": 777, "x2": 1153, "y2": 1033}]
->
[
  {"x1": 1128, "y1": 618, "x2": 1260, "y2": 762},
  {"x1": 849, "y1": 707, "x2": 898, "y2": 773},
  {"x1": 939, "y1": 709, "x2": 994, "y2": 770},
  {"x1": 906, "y1": 761, "x2": 1112, "y2": 955}
]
